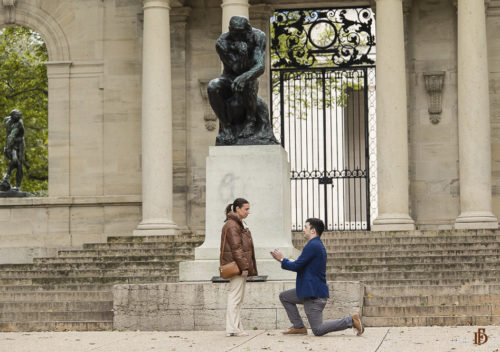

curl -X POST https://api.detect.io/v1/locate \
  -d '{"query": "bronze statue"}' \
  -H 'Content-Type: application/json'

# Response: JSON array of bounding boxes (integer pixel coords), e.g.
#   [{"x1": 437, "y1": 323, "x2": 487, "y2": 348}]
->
[
  {"x1": 1, "y1": 109, "x2": 25, "y2": 191},
  {"x1": 208, "y1": 16, "x2": 278, "y2": 145}
]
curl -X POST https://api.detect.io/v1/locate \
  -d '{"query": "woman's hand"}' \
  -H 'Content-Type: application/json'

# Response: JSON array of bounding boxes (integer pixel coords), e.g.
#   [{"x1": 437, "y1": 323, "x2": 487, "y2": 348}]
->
[{"x1": 241, "y1": 270, "x2": 248, "y2": 278}]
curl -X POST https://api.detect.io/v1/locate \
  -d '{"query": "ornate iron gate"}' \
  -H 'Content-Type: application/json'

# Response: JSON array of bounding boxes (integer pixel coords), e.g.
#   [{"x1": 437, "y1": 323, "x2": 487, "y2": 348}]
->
[{"x1": 270, "y1": 7, "x2": 376, "y2": 231}]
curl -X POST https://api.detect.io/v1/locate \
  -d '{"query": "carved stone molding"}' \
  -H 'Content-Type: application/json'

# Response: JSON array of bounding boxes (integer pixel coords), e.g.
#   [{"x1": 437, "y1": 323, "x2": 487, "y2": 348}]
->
[
  {"x1": 370, "y1": 0, "x2": 413, "y2": 14},
  {"x1": 452, "y1": 0, "x2": 493, "y2": 14},
  {"x1": 2, "y1": 0, "x2": 16, "y2": 24},
  {"x1": 199, "y1": 80, "x2": 217, "y2": 131},
  {"x1": 423, "y1": 71, "x2": 445, "y2": 124}
]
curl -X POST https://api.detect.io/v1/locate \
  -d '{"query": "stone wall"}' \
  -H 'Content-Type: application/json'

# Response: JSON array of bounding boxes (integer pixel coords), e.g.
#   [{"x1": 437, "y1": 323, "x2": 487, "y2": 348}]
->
[
  {"x1": 113, "y1": 281, "x2": 363, "y2": 331},
  {"x1": 0, "y1": 196, "x2": 141, "y2": 263},
  {"x1": 407, "y1": 0, "x2": 460, "y2": 229}
]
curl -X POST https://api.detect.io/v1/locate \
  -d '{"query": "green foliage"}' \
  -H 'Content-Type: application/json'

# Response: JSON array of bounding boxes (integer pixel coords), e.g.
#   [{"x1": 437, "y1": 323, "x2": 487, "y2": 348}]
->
[{"x1": 0, "y1": 26, "x2": 48, "y2": 195}]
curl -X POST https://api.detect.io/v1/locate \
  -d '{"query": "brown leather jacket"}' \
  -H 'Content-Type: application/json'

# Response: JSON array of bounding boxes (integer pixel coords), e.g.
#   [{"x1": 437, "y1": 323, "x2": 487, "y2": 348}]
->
[{"x1": 220, "y1": 212, "x2": 258, "y2": 276}]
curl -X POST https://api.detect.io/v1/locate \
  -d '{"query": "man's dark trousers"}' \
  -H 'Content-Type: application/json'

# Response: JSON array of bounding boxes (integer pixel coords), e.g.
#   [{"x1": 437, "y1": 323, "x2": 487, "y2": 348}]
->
[{"x1": 280, "y1": 288, "x2": 353, "y2": 336}]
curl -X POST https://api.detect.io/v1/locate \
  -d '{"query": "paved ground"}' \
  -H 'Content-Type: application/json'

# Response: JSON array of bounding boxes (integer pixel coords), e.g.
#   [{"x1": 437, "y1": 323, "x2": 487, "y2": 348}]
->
[{"x1": 0, "y1": 326, "x2": 499, "y2": 352}]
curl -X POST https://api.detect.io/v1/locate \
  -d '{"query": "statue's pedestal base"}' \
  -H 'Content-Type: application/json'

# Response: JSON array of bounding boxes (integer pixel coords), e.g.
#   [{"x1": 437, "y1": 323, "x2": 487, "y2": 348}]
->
[
  {"x1": 180, "y1": 145, "x2": 299, "y2": 281},
  {"x1": 0, "y1": 189, "x2": 33, "y2": 198}
]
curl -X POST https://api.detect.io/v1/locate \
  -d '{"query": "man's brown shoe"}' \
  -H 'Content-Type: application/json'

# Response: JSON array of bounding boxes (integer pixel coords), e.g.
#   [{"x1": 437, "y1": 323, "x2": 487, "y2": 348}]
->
[
  {"x1": 352, "y1": 314, "x2": 364, "y2": 336},
  {"x1": 282, "y1": 327, "x2": 307, "y2": 335}
]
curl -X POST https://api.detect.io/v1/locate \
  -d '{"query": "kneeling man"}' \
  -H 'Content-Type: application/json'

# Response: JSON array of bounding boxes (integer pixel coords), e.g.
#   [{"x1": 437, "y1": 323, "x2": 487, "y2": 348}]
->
[{"x1": 270, "y1": 218, "x2": 364, "y2": 336}]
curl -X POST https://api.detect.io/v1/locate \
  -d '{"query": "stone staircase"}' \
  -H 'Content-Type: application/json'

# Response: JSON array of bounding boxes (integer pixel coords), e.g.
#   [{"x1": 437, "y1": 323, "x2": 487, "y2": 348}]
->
[
  {"x1": 292, "y1": 230, "x2": 500, "y2": 326},
  {"x1": 0, "y1": 233, "x2": 204, "y2": 331}
]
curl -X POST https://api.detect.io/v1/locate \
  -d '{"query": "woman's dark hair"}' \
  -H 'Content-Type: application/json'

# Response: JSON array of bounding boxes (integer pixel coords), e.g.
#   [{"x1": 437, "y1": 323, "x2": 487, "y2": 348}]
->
[
  {"x1": 225, "y1": 198, "x2": 249, "y2": 215},
  {"x1": 305, "y1": 218, "x2": 325, "y2": 236}
]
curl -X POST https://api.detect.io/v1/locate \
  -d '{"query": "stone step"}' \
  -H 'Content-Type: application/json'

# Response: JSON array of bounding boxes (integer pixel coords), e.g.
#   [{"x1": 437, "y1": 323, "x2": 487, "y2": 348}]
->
[
  {"x1": 365, "y1": 284, "x2": 500, "y2": 296},
  {"x1": 327, "y1": 262, "x2": 500, "y2": 272},
  {"x1": 0, "y1": 275, "x2": 178, "y2": 285},
  {"x1": 57, "y1": 247, "x2": 195, "y2": 258},
  {"x1": 320, "y1": 248, "x2": 500, "y2": 258},
  {"x1": 107, "y1": 234, "x2": 204, "y2": 243},
  {"x1": 0, "y1": 268, "x2": 176, "y2": 279},
  {"x1": 0, "y1": 284, "x2": 112, "y2": 292},
  {"x1": 363, "y1": 304, "x2": 500, "y2": 317},
  {"x1": 353, "y1": 278, "x2": 500, "y2": 286},
  {"x1": 320, "y1": 242, "x2": 500, "y2": 252},
  {"x1": 34, "y1": 255, "x2": 188, "y2": 264},
  {"x1": 0, "y1": 321, "x2": 112, "y2": 332},
  {"x1": 0, "y1": 301, "x2": 112, "y2": 312},
  {"x1": 82, "y1": 242, "x2": 201, "y2": 250},
  {"x1": 362, "y1": 315, "x2": 500, "y2": 327},
  {"x1": 327, "y1": 254, "x2": 500, "y2": 265},
  {"x1": 329, "y1": 270, "x2": 500, "y2": 281},
  {"x1": 0, "y1": 261, "x2": 181, "y2": 272},
  {"x1": 294, "y1": 234, "x2": 500, "y2": 246},
  {"x1": 0, "y1": 290, "x2": 112, "y2": 302},
  {"x1": 297, "y1": 229, "x2": 499, "y2": 239},
  {"x1": 0, "y1": 311, "x2": 113, "y2": 321},
  {"x1": 364, "y1": 294, "x2": 500, "y2": 306}
]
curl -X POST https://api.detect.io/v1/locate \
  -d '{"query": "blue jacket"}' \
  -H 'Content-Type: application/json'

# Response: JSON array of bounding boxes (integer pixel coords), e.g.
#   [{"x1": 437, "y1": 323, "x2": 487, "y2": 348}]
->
[{"x1": 281, "y1": 237, "x2": 329, "y2": 298}]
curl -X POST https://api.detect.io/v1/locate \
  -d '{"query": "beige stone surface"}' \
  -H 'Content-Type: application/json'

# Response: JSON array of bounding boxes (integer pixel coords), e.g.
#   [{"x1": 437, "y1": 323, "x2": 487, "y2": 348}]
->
[
  {"x1": 113, "y1": 281, "x2": 363, "y2": 331},
  {"x1": 1, "y1": 327, "x2": 500, "y2": 352}
]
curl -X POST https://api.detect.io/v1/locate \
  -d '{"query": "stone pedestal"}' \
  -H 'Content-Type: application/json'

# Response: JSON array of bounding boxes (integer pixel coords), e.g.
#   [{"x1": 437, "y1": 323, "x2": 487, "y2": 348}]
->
[{"x1": 180, "y1": 145, "x2": 299, "y2": 281}]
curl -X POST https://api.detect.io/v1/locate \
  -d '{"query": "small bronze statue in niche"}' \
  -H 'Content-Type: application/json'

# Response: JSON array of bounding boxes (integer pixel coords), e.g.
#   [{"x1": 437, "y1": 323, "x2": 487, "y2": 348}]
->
[{"x1": 1, "y1": 109, "x2": 26, "y2": 192}]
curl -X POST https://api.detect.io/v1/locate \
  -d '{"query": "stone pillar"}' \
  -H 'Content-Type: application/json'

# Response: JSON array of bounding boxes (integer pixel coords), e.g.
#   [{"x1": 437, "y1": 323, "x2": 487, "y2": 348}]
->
[
  {"x1": 372, "y1": 0, "x2": 415, "y2": 231},
  {"x1": 46, "y1": 61, "x2": 72, "y2": 197},
  {"x1": 454, "y1": 0, "x2": 498, "y2": 229},
  {"x1": 135, "y1": 0, "x2": 177, "y2": 235},
  {"x1": 221, "y1": 0, "x2": 249, "y2": 32}
]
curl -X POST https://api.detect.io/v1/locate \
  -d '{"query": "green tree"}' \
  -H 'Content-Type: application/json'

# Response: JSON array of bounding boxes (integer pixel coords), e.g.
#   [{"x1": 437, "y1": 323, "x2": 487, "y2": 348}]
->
[{"x1": 0, "y1": 26, "x2": 48, "y2": 195}]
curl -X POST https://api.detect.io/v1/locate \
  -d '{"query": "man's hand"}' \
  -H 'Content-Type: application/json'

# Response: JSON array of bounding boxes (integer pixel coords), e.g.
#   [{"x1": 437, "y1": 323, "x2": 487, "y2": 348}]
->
[
  {"x1": 241, "y1": 270, "x2": 248, "y2": 278},
  {"x1": 270, "y1": 249, "x2": 284, "y2": 262},
  {"x1": 232, "y1": 73, "x2": 249, "y2": 93}
]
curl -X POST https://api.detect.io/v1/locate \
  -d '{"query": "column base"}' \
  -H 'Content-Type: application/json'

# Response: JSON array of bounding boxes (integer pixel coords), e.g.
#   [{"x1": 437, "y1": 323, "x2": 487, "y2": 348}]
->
[
  {"x1": 133, "y1": 220, "x2": 178, "y2": 236},
  {"x1": 454, "y1": 211, "x2": 499, "y2": 230},
  {"x1": 371, "y1": 213, "x2": 415, "y2": 232}
]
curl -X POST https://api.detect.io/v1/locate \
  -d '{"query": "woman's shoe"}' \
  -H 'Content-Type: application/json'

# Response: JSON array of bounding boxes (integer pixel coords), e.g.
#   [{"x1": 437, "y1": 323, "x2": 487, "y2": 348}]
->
[{"x1": 226, "y1": 331, "x2": 249, "y2": 337}]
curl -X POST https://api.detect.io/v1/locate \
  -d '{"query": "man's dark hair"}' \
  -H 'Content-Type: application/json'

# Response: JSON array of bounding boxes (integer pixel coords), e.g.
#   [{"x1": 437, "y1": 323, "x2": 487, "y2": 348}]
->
[{"x1": 305, "y1": 218, "x2": 325, "y2": 236}]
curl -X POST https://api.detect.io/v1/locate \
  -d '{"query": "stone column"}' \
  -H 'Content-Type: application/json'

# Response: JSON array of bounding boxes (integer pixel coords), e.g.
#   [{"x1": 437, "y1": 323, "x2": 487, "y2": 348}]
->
[
  {"x1": 135, "y1": 0, "x2": 177, "y2": 235},
  {"x1": 221, "y1": 0, "x2": 249, "y2": 32},
  {"x1": 372, "y1": 0, "x2": 415, "y2": 231},
  {"x1": 454, "y1": 0, "x2": 498, "y2": 229}
]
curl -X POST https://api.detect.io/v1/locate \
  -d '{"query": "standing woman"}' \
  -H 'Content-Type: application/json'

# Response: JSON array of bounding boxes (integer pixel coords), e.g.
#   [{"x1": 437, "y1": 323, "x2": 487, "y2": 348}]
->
[{"x1": 220, "y1": 198, "x2": 258, "y2": 337}]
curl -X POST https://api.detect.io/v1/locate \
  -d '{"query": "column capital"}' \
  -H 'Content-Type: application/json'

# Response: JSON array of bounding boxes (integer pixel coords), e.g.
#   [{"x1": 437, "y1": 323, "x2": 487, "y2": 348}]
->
[
  {"x1": 221, "y1": 0, "x2": 249, "y2": 9},
  {"x1": 452, "y1": 0, "x2": 491, "y2": 9},
  {"x1": 143, "y1": 0, "x2": 171, "y2": 10},
  {"x1": 370, "y1": 0, "x2": 412, "y2": 14}
]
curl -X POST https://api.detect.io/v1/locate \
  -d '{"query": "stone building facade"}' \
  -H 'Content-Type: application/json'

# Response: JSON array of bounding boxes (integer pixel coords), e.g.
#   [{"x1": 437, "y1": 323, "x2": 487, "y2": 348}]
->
[{"x1": 0, "y1": 0, "x2": 499, "y2": 263}]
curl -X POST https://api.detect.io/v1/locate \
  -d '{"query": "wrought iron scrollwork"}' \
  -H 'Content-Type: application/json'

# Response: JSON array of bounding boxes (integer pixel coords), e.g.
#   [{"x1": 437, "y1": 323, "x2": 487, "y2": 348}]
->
[{"x1": 271, "y1": 7, "x2": 375, "y2": 69}]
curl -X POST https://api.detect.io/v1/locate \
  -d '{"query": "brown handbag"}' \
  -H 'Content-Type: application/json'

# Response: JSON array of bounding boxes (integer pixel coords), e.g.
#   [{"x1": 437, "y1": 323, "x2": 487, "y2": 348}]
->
[{"x1": 219, "y1": 228, "x2": 240, "y2": 279}]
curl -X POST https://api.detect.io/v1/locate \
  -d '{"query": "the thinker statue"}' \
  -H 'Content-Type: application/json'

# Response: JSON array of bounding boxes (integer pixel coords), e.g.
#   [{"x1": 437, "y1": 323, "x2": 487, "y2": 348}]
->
[
  {"x1": 1, "y1": 109, "x2": 25, "y2": 192},
  {"x1": 208, "y1": 16, "x2": 278, "y2": 145}
]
